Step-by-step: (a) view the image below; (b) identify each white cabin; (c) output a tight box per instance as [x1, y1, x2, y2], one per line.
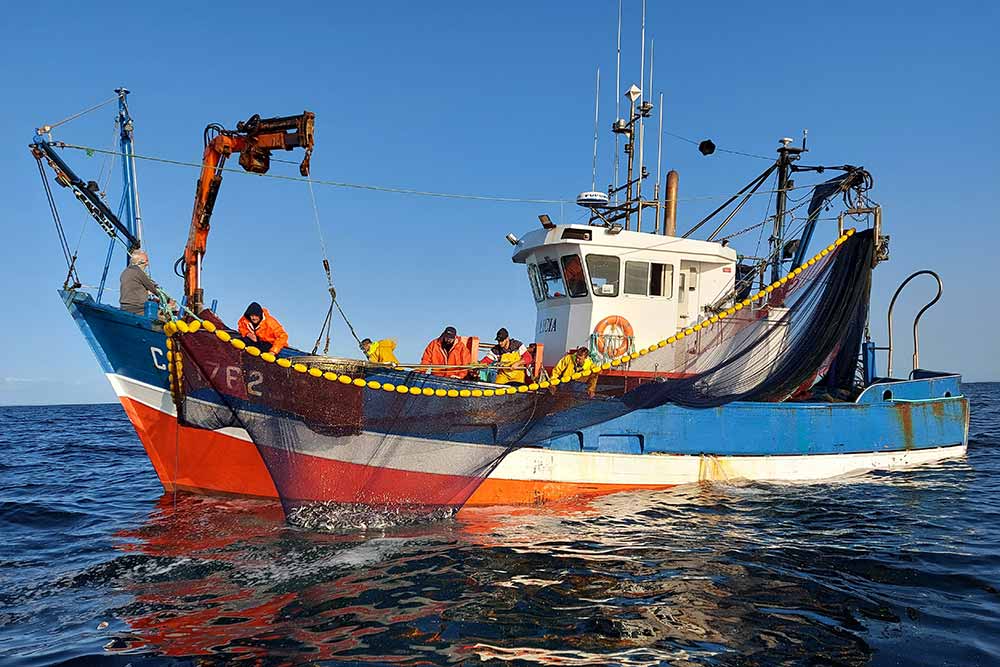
[512, 224, 738, 368]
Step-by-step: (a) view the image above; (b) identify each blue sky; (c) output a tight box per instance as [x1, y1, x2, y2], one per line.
[1, 1, 997, 404]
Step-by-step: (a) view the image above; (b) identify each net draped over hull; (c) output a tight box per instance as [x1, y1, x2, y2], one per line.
[172, 231, 875, 513]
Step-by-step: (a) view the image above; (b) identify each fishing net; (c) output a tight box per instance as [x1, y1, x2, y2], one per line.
[170, 230, 874, 515]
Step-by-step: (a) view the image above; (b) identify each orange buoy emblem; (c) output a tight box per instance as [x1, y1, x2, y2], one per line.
[593, 315, 634, 357]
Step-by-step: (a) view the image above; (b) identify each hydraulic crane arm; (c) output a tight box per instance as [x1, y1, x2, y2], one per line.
[184, 111, 314, 312]
[31, 139, 140, 250]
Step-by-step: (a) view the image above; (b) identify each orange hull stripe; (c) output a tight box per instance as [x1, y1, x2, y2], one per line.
[118, 396, 672, 506]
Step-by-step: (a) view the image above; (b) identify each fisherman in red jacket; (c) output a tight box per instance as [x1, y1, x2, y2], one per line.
[420, 326, 472, 378]
[237, 302, 289, 355]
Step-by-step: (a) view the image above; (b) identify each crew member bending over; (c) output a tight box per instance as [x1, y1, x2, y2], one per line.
[238, 302, 289, 355]
[360, 338, 399, 365]
[421, 326, 472, 378]
[552, 346, 597, 397]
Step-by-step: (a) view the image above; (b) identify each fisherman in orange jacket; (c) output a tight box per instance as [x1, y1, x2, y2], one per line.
[237, 302, 289, 355]
[420, 326, 472, 378]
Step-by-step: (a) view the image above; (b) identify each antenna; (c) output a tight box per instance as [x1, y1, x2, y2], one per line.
[636, 0, 646, 230]
[648, 39, 654, 116]
[591, 67, 601, 191]
[655, 91, 663, 232]
[612, 0, 622, 203]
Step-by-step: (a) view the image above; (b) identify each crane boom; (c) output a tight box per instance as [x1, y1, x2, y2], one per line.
[184, 111, 314, 312]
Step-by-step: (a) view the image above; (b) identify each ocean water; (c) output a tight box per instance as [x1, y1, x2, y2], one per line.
[1, 385, 998, 666]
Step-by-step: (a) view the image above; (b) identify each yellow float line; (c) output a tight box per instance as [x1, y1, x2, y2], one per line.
[163, 229, 856, 399]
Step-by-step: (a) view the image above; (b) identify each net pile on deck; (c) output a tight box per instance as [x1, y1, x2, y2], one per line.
[169, 230, 874, 513]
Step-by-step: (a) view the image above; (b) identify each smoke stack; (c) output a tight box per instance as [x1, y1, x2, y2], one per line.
[663, 170, 679, 236]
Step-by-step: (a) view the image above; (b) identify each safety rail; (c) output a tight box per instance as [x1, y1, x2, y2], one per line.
[884, 270, 942, 377]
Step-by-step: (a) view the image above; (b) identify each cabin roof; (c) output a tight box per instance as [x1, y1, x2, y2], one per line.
[511, 224, 737, 264]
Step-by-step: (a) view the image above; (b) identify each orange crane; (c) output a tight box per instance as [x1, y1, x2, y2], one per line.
[184, 111, 315, 313]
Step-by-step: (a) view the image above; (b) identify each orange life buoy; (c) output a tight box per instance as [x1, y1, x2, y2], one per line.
[593, 315, 634, 357]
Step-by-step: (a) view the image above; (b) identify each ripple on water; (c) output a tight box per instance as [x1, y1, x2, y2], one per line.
[0, 388, 998, 665]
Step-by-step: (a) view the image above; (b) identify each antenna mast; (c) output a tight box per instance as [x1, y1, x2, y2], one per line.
[655, 91, 663, 233]
[591, 67, 601, 191]
[612, 0, 622, 204]
[636, 0, 646, 230]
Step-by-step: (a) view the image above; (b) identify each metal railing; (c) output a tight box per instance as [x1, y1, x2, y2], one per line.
[885, 270, 943, 377]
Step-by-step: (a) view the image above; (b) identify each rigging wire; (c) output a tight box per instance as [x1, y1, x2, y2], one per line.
[37, 96, 118, 134]
[663, 131, 772, 161]
[60, 144, 570, 205]
[58, 143, 831, 207]
[306, 176, 363, 354]
[34, 154, 81, 288]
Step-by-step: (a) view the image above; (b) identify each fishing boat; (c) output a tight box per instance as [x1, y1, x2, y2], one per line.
[32, 82, 968, 516]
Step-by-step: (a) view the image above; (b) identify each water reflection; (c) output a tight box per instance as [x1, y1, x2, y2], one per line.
[99, 458, 995, 665]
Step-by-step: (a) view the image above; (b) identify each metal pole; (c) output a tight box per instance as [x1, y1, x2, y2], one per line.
[624, 97, 636, 230]
[591, 67, 601, 192]
[771, 144, 791, 283]
[636, 2, 646, 229]
[655, 91, 663, 233]
[613, 0, 622, 204]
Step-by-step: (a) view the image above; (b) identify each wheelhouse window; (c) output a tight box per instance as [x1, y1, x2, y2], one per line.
[538, 257, 567, 299]
[649, 263, 674, 297]
[586, 254, 620, 297]
[624, 261, 649, 295]
[560, 254, 589, 297]
[624, 261, 673, 297]
[527, 263, 545, 302]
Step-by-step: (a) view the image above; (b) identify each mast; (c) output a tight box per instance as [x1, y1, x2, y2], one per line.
[115, 88, 142, 251]
[591, 68, 601, 191]
[770, 137, 804, 283]
[612, 0, 622, 204]
[636, 0, 646, 230]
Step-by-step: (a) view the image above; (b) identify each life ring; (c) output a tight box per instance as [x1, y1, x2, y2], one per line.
[594, 315, 634, 357]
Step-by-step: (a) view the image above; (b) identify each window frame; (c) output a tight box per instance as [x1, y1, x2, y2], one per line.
[560, 254, 589, 298]
[585, 254, 621, 298]
[537, 256, 568, 300]
[624, 260, 650, 296]
[649, 262, 674, 298]
[527, 263, 545, 302]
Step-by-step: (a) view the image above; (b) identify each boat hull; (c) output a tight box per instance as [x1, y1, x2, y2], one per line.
[68, 291, 970, 507]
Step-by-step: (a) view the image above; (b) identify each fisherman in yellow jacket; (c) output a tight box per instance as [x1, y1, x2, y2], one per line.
[552, 346, 593, 381]
[360, 338, 399, 365]
[552, 346, 597, 397]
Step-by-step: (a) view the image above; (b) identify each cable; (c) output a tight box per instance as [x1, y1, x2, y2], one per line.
[58, 143, 832, 206]
[663, 131, 772, 161]
[59, 144, 570, 205]
[37, 96, 118, 134]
